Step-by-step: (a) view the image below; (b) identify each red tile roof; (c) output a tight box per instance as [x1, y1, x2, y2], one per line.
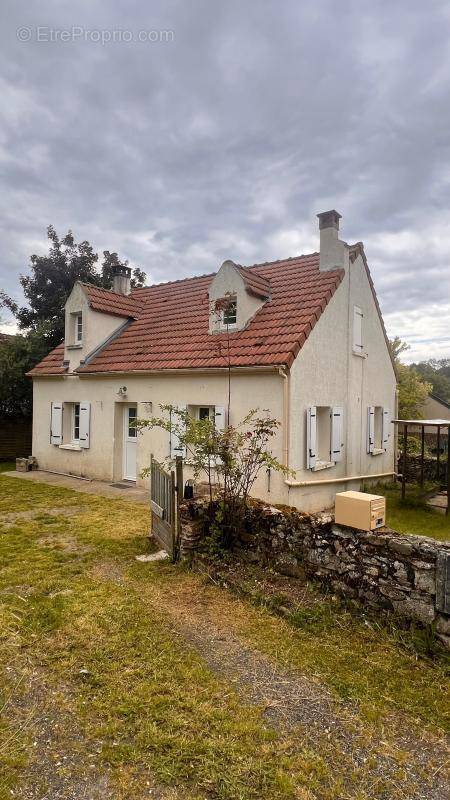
[236, 266, 271, 299]
[28, 342, 66, 376]
[29, 253, 345, 376]
[81, 283, 142, 318]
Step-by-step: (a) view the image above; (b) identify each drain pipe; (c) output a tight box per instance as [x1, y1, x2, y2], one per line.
[278, 367, 290, 468]
[286, 471, 398, 488]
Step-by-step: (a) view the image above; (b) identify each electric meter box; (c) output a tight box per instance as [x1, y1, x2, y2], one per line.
[334, 491, 386, 531]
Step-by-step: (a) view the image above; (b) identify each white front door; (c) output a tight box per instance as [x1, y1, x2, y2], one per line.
[123, 405, 137, 481]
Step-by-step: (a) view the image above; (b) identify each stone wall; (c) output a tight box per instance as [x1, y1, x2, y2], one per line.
[179, 500, 450, 648]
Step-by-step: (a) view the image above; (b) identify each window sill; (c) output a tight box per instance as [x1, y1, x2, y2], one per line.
[352, 350, 367, 358]
[371, 448, 384, 456]
[67, 344, 83, 350]
[313, 460, 335, 472]
[59, 443, 82, 451]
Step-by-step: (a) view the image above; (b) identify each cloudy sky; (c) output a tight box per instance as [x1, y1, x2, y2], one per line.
[0, 0, 449, 362]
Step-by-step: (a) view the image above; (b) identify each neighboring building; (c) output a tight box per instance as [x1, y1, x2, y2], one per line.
[422, 393, 450, 421]
[407, 393, 450, 454]
[28, 211, 397, 512]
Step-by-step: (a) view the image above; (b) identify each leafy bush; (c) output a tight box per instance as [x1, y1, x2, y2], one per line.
[138, 405, 291, 550]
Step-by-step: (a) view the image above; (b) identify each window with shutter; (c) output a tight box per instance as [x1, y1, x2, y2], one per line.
[353, 306, 364, 355]
[367, 406, 375, 453]
[382, 408, 390, 449]
[79, 402, 91, 449]
[306, 407, 317, 469]
[330, 407, 344, 462]
[214, 406, 226, 431]
[367, 406, 385, 454]
[50, 402, 63, 445]
[170, 405, 187, 459]
[308, 406, 344, 470]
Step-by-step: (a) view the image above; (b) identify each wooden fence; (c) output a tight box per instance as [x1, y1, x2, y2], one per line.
[0, 418, 32, 460]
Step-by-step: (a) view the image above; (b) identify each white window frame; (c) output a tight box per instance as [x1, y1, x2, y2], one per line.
[367, 406, 390, 455]
[72, 402, 81, 443]
[196, 405, 214, 421]
[55, 401, 86, 451]
[219, 296, 237, 330]
[182, 405, 227, 463]
[307, 406, 344, 471]
[74, 312, 83, 344]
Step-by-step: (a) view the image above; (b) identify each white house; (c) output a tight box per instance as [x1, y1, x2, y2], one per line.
[28, 211, 397, 512]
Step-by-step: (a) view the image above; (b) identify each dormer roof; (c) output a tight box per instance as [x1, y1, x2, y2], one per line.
[78, 283, 142, 318]
[236, 267, 271, 299]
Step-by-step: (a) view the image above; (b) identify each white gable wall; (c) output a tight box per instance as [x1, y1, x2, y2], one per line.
[208, 261, 265, 333]
[287, 252, 396, 511]
[64, 282, 128, 371]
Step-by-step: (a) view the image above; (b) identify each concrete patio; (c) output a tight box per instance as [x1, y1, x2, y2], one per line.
[0, 469, 149, 504]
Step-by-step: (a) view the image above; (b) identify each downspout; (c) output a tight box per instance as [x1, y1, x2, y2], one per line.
[278, 367, 290, 468]
[286, 470, 398, 487]
[394, 385, 399, 477]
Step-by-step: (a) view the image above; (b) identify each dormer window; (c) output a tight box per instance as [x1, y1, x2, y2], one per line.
[75, 313, 83, 344]
[222, 297, 237, 327]
[208, 259, 271, 334]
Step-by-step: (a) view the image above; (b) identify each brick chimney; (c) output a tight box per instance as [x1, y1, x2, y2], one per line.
[112, 264, 131, 295]
[317, 210, 348, 272]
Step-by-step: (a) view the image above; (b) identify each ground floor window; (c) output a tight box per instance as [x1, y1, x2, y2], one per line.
[367, 406, 390, 454]
[307, 406, 344, 470]
[50, 400, 90, 449]
[72, 402, 80, 443]
[198, 406, 212, 421]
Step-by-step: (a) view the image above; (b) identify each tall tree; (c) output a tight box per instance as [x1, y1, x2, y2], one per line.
[389, 338, 432, 418]
[2, 226, 146, 350]
[0, 331, 48, 418]
[0, 227, 146, 418]
[410, 359, 450, 402]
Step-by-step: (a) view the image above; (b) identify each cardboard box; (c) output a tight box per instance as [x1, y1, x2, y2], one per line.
[335, 490, 386, 531]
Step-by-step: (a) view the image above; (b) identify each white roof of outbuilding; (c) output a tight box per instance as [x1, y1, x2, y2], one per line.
[392, 419, 450, 426]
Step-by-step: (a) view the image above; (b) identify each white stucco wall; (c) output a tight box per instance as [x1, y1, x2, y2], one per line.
[64, 283, 128, 371]
[32, 369, 286, 502]
[287, 252, 396, 511]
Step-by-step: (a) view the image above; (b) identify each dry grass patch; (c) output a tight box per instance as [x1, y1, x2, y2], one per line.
[0, 475, 449, 800]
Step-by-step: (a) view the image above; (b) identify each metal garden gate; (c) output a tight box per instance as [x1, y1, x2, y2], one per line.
[150, 455, 182, 560]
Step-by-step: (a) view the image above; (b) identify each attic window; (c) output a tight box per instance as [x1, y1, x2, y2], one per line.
[222, 297, 237, 326]
[71, 312, 83, 345]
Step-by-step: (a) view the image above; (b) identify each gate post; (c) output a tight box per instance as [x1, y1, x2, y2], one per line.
[175, 456, 183, 560]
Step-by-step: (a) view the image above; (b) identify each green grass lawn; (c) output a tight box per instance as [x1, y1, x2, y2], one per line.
[0, 474, 448, 800]
[365, 481, 449, 541]
[0, 461, 15, 473]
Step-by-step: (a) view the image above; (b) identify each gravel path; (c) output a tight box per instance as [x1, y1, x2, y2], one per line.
[140, 567, 450, 800]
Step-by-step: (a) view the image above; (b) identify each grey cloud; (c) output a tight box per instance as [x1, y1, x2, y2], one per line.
[0, 0, 449, 358]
